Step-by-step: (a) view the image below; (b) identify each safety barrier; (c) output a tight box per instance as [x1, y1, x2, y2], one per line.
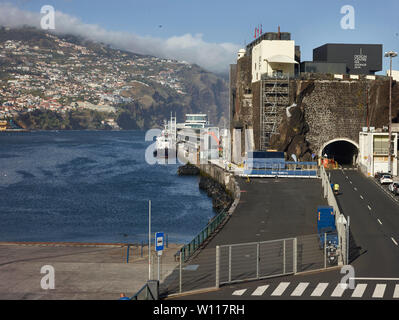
[131, 281, 159, 300]
[320, 166, 348, 265]
[243, 161, 318, 178]
[180, 208, 228, 263]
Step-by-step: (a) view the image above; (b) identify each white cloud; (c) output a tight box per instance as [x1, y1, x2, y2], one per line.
[0, 3, 240, 73]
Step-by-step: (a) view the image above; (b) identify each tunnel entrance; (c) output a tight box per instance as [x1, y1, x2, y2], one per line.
[321, 140, 359, 167]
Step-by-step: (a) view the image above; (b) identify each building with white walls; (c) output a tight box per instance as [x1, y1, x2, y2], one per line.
[359, 128, 398, 177]
[387, 69, 399, 81]
[251, 40, 298, 82]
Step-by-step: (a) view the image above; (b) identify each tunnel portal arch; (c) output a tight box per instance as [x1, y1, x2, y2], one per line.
[319, 138, 360, 166]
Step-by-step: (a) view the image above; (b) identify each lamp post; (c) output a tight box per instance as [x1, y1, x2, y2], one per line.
[384, 51, 398, 174]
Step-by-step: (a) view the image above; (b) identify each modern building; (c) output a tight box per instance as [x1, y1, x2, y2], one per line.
[251, 38, 298, 82]
[300, 61, 347, 74]
[387, 69, 399, 81]
[359, 127, 398, 177]
[312, 43, 383, 75]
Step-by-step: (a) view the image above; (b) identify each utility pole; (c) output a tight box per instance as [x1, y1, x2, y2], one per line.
[148, 200, 151, 281]
[385, 51, 398, 174]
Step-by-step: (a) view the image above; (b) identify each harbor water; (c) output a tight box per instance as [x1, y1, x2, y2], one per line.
[0, 131, 214, 244]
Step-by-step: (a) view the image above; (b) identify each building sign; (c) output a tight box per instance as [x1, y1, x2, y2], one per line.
[354, 48, 368, 69]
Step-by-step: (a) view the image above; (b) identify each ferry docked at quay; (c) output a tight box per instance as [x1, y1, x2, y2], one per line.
[154, 113, 224, 164]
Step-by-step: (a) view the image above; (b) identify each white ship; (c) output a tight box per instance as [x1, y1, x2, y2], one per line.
[153, 114, 177, 159]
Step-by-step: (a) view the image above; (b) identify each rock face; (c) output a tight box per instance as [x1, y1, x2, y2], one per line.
[177, 164, 200, 176]
[199, 175, 233, 213]
[269, 103, 312, 161]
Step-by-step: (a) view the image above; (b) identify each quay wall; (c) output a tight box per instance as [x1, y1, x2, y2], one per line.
[199, 162, 241, 215]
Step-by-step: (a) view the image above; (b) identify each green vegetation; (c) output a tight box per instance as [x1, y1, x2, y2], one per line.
[14, 109, 113, 130]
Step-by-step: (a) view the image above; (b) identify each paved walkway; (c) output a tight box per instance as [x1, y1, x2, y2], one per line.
[0, 243, 181, 300]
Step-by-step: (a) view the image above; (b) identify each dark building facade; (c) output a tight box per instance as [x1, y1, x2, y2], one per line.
[313, 43, 383, 75]
[300, 61, 347, 74]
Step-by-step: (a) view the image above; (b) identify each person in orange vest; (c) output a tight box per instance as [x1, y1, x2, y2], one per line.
[119, 293, 130, 300]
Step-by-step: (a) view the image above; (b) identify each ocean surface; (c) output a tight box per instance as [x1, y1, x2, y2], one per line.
[0, 131, 214, 244]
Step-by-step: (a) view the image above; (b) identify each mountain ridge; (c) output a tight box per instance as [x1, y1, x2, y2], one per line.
[0, 26, 229, 130]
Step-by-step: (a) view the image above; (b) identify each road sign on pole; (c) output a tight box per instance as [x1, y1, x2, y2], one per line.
[155, 232, 165, 281]
[155, 232, 165, 252]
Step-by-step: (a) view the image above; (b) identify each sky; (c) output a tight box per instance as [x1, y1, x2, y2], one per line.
[0, 0, 398, 74]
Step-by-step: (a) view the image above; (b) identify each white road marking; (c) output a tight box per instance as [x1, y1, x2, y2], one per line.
[251, 285, 269, 296]
[311, 283, 329, 297]
[349, 181, 352, 184]
[232, 289, 247, 296]
[346, 176, 348, 179]
[271, 282, 290, 296]
[331, 283, 348, 297]
[372, 284, 386, 298]
[377, 219, 383, 225]
[350, 277, 399, 281]
[291, 282, 309, 297]
[393, 285, 399, 298]
[368, 205, 372, 211]
[391, 237, 398, 246]
[354, 187, 357, 191]
[351, 284, 367, 298]
[360, 195, 364, 200]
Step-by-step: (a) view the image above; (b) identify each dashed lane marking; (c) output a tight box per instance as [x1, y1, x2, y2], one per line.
[360, 195, 364, 200]
[291, 282, 309, 297]
[391, 237, 398, 246]
[271, 282, 290, 296]
[368, 205, 372, 211]
[232, 289, 247, 296]
[372, 284, 386, 298]
[352, 284, 368, 298]
[377, 219, 383, 225]
[331, 283, 347, 297]
[251, 285, 269, 296]
[233, 281, 399, 299]
[310, 283, 329, 297]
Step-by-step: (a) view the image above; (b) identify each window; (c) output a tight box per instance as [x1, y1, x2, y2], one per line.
[374, 136, 389, 155]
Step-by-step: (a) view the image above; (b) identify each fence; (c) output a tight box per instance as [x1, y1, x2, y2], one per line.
[180, 209, 229, 262]
[218, 238, 296, 285]
[320, 165, 348, 265]
[160, 247, 217, 297]
[159, 232, 342, 297]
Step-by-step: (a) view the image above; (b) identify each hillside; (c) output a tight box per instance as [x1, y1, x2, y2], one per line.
[0, 26, 229, 130]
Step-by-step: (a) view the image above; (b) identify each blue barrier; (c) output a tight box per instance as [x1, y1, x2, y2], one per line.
[243, 169, 318, 177]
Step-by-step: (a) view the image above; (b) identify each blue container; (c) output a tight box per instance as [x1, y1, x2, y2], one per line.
[317, 206, 335, 234]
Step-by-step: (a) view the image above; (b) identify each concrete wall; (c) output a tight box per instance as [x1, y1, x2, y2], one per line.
[301, 80, 366, 153]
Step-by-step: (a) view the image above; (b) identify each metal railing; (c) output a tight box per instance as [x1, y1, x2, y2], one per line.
[131, 282, 157, 300]
[180, 208, 228, 262]
[320, 166, 348, 265]
[218, 238, 296, 285]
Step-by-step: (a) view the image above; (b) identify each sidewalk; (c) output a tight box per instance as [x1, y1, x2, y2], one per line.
[0, 242, 181, 300]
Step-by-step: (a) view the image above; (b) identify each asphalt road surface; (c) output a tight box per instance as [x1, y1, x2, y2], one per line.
[330, 169, 399, 277]
[161, 177, 328, 297]
[168, 170, 399, 300]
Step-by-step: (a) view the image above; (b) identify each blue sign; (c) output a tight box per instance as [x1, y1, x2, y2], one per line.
[155, 232, 165, 252]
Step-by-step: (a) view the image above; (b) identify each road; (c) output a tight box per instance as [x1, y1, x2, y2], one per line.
[168, 169, 399, 300]
[161, 177, 328, 296]
[330, 169, 399, 277]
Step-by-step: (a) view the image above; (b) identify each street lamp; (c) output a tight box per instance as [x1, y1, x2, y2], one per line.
[384, 50, 398, 174]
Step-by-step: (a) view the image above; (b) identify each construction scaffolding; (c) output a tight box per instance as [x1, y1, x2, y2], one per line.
[260, 75, 290, 150]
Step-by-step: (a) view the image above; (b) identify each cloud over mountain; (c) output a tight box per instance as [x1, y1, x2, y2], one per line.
[0, 2, 239, 73]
